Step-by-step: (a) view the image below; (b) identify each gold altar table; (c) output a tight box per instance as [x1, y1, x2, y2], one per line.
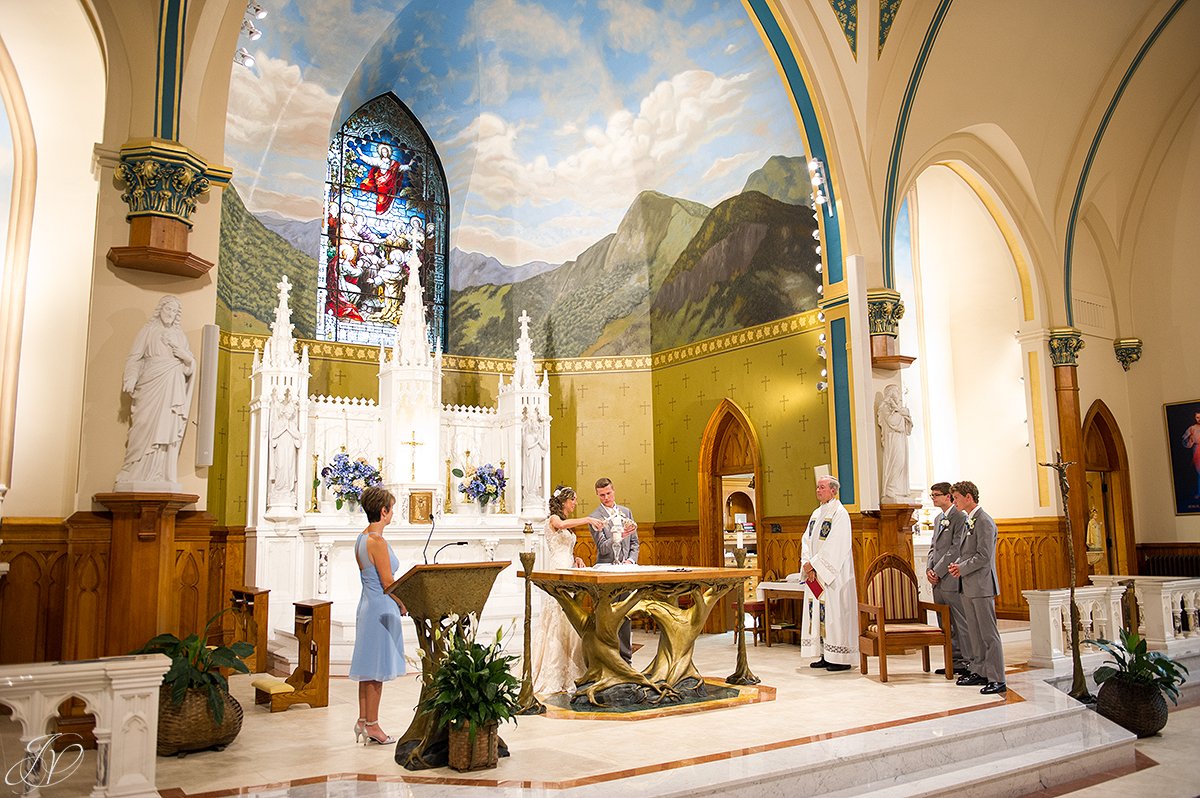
[522, 565, 757, 707]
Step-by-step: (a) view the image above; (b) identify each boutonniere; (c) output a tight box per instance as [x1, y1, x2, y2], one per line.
[939, 518, 949, 529]
[965, 516, 976, 533]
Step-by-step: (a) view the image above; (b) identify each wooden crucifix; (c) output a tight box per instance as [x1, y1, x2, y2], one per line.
[400, 431, 423, 482]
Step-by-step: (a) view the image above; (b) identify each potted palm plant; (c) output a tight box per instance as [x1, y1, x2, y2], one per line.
[1087, 627, 1188, 738]
[133, 611, 255, 756]
[421, 621, 521, 771]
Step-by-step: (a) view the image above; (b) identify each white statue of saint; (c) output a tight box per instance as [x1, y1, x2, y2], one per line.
[268, 395, 301, 505]
[521, 408, 547, 503]
[877, 384, 913, 502]
[115, 296, 195, 492]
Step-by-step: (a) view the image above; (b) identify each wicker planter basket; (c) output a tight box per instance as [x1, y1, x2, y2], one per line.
[157, 685, 244, 756]
[1096, 678, 1169, 738]
[447, 721, 499, 771]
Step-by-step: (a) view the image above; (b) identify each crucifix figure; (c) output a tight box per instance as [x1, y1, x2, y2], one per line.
[1039, 449, 1092, 703]
[401, 431, 423, 482]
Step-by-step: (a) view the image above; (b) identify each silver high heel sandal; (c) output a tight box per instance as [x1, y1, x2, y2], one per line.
[353, 718, 368, 744]
[363, 720, 396, 745]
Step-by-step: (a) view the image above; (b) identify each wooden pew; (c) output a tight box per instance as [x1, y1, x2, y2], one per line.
[251, 599, 331, 712]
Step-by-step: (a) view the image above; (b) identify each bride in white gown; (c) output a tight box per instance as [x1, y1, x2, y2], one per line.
[531, 485, 603, 695]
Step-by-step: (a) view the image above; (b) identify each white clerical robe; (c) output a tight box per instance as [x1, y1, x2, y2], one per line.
[799, 498, 859, 665]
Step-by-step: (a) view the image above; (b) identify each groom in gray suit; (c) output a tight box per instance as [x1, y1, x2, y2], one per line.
[948, 480, 1006, 695]
[926, 481, 971, 674]
[590, 477, 639, 663]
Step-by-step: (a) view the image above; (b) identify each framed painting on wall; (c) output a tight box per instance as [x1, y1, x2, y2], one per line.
[1164, 400, 1200, 515]
[409, 491, 434, 524]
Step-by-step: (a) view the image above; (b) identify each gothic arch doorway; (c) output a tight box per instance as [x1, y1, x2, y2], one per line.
[1082, 400, 1136, 576]
[698, 399, 762, 633]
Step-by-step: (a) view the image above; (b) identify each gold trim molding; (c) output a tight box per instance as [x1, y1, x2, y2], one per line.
[218, 309, 821, 375]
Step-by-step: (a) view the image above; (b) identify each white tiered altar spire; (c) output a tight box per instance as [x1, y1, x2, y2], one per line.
[245, 270, 551, 674]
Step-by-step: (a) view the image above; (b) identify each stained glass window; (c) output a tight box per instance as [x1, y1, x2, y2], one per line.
[317, 93, 449, 347]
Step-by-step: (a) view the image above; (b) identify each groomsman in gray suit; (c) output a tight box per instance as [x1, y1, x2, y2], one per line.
[948, 480, 1006, 694]
[926, 481, 971, 674]
[590, 477, 639, 663]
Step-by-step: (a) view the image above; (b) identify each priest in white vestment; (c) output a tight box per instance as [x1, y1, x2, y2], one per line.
[798, 475, 859, 671]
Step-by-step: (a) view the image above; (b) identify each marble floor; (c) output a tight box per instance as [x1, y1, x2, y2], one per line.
[4, 623, 1198, 797]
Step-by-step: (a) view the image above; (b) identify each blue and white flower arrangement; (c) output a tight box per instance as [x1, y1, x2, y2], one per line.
[452, 462, 506, 507]
[319, 452, 382, 509]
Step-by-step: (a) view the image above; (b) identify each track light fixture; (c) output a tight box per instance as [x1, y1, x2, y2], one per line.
[234, 47, 255, 68]
[241, 18, 262, 40]
[807, 158, 832, 217]
[247, 1, 267, 20]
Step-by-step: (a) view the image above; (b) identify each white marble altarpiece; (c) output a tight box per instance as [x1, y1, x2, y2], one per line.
[245, 272, 551, 673]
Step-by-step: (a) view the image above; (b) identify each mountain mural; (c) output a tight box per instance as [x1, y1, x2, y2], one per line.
[740, 155, 816, 208]
[218, 185, 318, 338]
[450, 157, 819, 358]
[255, 210, 322, 261]
[449, 249, 560, 291]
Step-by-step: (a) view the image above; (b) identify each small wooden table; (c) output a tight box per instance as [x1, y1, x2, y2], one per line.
[523, 565, 757, 706]
[755, 580, 810, 647]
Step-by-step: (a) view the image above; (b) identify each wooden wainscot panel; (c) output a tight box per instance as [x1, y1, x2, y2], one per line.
[648, 521, 700, 566]
[175, 510, 217, 640]
[995, 516, 1069, 620]
[758, 515, 806, 581]
[62, 511, 113, 662]
[0, 518, 68, 665]
[209, 526, 247, 645]
[1137, 542, 1200, 577]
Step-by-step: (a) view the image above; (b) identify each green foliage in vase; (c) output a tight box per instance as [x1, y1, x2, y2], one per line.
[1087, 627, 1189, 704]
[133, 611, 254, 723]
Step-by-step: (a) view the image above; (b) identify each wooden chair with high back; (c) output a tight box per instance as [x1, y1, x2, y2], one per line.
[858, 553, 954, 683]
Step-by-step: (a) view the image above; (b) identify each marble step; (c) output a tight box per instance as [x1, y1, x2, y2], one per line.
[819, 709, 1132, 798]
[638, 696, 1134, 798]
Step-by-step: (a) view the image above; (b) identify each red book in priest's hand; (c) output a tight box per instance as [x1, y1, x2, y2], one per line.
[805, 578, 823, 599]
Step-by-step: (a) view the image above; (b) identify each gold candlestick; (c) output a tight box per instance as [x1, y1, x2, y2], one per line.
[444, 459, 454, 514]
[726, 547, 760, 686]
[309, 454, 320, 512]
[499, 459, 508, 514]
[517, 532, 545, 715]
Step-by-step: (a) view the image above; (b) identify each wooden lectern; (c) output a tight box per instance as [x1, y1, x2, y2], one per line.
[385, 561, 508, 770]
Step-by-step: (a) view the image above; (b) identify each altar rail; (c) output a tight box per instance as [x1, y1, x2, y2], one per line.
[1021, 585, 1126, 668]
[1089, 575, 1200, 649]
[0, 654, 169, 798]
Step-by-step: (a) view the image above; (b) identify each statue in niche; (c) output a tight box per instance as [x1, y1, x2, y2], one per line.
[268, 395, 302, 505]
[115, 296, 195, 491]
[1086, 506, 1104, 551]
[521, 408, 547, 504]
[877, 384, 913, 502]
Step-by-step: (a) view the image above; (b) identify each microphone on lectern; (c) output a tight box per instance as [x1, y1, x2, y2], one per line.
[422, 509, 438, 565]
[433, 541, 469, 564]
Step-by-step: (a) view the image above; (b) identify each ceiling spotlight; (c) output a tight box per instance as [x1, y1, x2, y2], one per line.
[234, 47, 255, 68]
[819, 332, 827, 344]
[247, 1, 267, 19]
[241, 18, 262, 40]
[816, 380, 828, 392]
[811, 229, 821, 240]
[817, 311, 826, 322]
[814, 245, 821, 256]
[817, 345, 827, 359]
[817, 284, 824, 296]
[815, 262, 823, 274]
[820, 368, 828, 378]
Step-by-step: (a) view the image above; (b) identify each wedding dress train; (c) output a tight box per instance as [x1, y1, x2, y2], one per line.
[530, 519, 586, 694]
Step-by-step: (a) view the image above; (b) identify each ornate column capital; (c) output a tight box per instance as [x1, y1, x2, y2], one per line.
[1048, 328, 1085, 367]
[1113, 338, 1143, 371]
[866, 288, 905, 337]
[114, 138, 230, 226]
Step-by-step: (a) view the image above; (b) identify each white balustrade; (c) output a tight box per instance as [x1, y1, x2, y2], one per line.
[1090, 575, 1200, 649]
[1022, 585, 1125, 668]
[0, 654, 169, 798]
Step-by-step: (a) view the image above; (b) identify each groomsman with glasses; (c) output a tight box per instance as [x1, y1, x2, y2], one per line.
[926, 482, 971, 675]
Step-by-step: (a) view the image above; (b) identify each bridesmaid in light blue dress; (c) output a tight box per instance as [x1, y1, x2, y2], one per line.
[349, 486, 408, 745]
